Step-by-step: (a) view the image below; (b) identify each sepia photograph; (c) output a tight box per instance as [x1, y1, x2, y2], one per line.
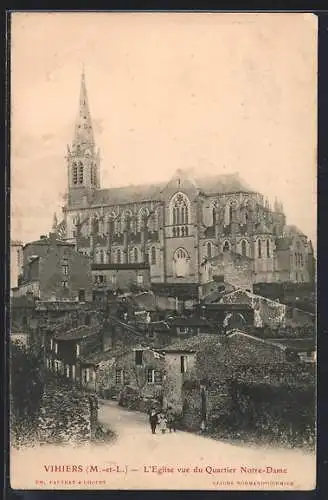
[9, 11, 317, 491]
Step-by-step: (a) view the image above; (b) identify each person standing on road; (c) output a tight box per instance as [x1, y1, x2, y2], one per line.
[166, 406, 177, 433]
[158, 412, 168, 434]
[149, 409, 158, 434]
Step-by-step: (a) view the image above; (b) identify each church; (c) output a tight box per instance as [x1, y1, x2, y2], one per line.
[55, 72, 315, 297]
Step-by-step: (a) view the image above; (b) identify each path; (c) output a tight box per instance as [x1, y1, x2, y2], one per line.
[10, 401, 315, 491]
[96, 400, 315, 490]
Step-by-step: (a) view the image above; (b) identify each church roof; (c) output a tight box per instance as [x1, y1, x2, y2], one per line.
[284, 225, 306, 237]
[275, 237, 293, 251]
[93, 182, 166, 205]
[91, 173, 254, 207]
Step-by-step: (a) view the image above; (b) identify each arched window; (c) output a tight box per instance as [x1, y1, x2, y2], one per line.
[258, 240, 262, 258]
[212, 206, 217, 227]
[137, 208, 149, 233]
[109, 212, 117, 234]
[98, 218, 104, 235]
[78, 162, 84, 184]
[170, 192, 190, 237]
[173, 248, 190, 278]
[134, 247, 138, 263]
[223, 241, 230, 252]
[117, 249, 121, 264]
[241, 240, 247, 257]
[266, 239, 270, 258]
[148, 209, 159, 232]
[294, 252, 298, 266]
[151, 246, 156, 265]
[72, 163, 78, 185]
[121, 210, 132, 233]
[224, 202, 233, 226]
[93, 218, 99, 235]
[207, 242, 212, 258]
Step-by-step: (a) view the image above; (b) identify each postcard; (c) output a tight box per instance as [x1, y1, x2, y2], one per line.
[10, 11, 317, 491]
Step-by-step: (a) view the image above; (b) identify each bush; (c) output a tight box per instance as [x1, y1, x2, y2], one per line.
[10, 341, 44, 447]
[226, 373, 315, 447]
[118, 385, 140, 410]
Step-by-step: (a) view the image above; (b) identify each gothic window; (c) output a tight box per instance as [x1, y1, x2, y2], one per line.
[134, 247, 138, 263]
[294, 252, 298, 266]
[266, 240, 270, 258]
[117, 249, 121, 264]
[213, 206, 216, 227]
[98, 218, 104, 235]
[258, 240, 262, 258]
[223, 241, 230, 252]
[122, 211, 132, 233]
[170, 192, 190, 237]
[109, 212, 117, 234]
[148, 209, 159, 232]
[151, 246, 156, 265]
[93, 218, 99, 234]
[207, 242, 212, 258]
[125, 212, 131, 232]
[78, 162, 84, 184]
[224, 202, 233, 226]
[173, 248, 190, 278]
[137, 208, 149, 233]
[241, 240, 247, 257]
[72, 163, 78, 185]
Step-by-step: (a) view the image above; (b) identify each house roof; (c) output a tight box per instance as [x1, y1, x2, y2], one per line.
[160, 334, 219, 353]
[11, 295, 36, 308]
[161, 329, 288, 355]
[35, 300, 83, 312]
[169, 316, 210, 327]
[267, 338, 316, 353]
[80, 344, 162, 365]
[92, 263, 150, 271]
[200, 303, 253, 311]
[24, 236, 74, 248]
[54, 325, 100, 341]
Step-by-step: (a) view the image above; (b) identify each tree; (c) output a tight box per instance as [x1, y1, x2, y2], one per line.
[10, 340, 44, 446]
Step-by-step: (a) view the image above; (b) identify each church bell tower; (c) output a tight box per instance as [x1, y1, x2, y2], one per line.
[66, 69, 101, 205]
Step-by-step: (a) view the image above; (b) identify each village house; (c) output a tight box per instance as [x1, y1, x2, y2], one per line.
[195, 302, 254, 333]
[45, 323, 104, 385]
[199, 251, 255, 295]
[220, 288, 314, 329]
[92, 262, 151, 301]
[11, 294, 39, 345]
[12, 232, 93, 302]
[159, 331, 290, 428]
[80, 344, 165, 407]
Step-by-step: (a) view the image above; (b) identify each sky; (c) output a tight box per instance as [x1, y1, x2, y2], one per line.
[11, 12, 317, 248]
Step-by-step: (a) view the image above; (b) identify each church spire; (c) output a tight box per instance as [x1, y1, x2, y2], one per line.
[73, 69, 95, 149]
[52, 212, 58, 231]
